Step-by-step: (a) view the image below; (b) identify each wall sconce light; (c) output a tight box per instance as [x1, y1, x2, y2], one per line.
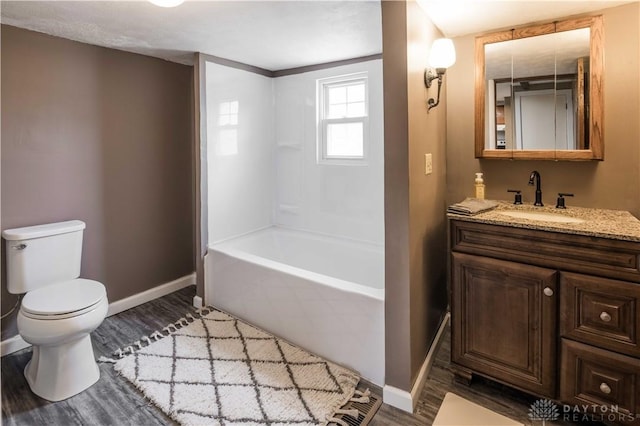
[424, 38, 456, 111]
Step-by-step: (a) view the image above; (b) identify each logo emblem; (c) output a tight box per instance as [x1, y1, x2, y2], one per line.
[529, 399, 560, 425]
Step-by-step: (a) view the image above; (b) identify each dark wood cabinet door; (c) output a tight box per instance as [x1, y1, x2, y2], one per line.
[451, 252, 558, 397]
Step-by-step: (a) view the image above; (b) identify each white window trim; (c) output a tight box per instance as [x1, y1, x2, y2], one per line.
[317, 72, 369, 166]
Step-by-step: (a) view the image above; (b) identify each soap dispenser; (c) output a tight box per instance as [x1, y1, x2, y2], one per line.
[475, 173, 485, 199]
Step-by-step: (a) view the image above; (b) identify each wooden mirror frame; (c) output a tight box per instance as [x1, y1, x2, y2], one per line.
[474, 15, 604, 160]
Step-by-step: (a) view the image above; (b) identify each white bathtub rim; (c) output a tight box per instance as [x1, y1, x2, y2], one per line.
[210, 224, 273, 246]
[211, 224, 384, 249]
[209, 247, 384, 301]
[274, 224, 385, 249]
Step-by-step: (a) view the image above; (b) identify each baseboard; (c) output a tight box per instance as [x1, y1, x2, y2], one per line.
[382, 385, 414, 413]
[0, 334, 30, 357]
[410, 312, 450, 408]
[2, 273, 196, 357]
[107, 273, 196, 316]
[383, 311, 450, 413]
[192, 295, 203, 309]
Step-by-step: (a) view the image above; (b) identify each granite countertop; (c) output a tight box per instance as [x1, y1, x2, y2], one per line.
[447, 200, 640, 242]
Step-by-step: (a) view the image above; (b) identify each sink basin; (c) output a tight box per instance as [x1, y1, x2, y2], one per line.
[498, 210, 585, 224]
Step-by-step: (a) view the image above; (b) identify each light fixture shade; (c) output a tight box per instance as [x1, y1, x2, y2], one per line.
[429, 38, 456, 69]
[149, 0, 185, 7]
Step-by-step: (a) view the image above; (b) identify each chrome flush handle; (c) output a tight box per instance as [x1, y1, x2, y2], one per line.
[12, 243, 27, 250]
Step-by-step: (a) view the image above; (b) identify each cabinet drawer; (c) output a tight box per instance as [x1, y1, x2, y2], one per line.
[450, 220, 640, 283]
[560, 339, 640, 421]
[560, 272, 640, 357]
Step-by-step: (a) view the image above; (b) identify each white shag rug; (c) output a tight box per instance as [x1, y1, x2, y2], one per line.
[108, 308, 361, 426]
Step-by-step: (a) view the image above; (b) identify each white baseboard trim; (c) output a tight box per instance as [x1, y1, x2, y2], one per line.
[383, 311, 451, 413]
[107, 273, 196, 317]
[2, 273, 196, 357]
[382, 384, 414, 413]
[192, 295, 203, 309]
[0, 334, 30, 357]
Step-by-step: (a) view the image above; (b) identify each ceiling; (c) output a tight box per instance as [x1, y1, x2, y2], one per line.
[1, 1, 637, 70]
[0, 1, 383, 70]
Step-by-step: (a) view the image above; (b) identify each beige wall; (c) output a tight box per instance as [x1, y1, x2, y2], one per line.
[446, 3, 640, 217]
[383, 0, 449, 391]
[1, 25, 195, 339]
[406, 0, 450, 387]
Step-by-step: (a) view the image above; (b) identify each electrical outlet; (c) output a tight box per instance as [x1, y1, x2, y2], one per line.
[424, 153, 433, 175]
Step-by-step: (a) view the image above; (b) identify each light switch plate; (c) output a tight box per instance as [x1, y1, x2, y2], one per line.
[425, 153, 433, 175]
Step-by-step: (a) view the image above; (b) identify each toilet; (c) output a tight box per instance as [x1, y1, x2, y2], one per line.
[2, 220, 108, 402]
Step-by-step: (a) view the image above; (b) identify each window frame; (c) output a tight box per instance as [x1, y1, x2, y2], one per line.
[317, 73, 369, 165]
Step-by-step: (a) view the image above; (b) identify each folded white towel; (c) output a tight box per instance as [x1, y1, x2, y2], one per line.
[447, 198, 499, 216]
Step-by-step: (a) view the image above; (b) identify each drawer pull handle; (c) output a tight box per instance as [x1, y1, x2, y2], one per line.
[599, 382, 611, 394]
[600, 311, 612, 322]
[543, 287, 554, 297]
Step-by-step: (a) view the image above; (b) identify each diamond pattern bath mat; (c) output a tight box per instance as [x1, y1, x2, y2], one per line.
[108, 308, 361, 426]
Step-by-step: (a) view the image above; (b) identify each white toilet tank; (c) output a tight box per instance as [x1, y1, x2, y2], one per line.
[2, 220, 86, 294]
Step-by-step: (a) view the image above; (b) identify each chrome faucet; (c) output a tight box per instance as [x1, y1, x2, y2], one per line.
[528, 171, 543, 206]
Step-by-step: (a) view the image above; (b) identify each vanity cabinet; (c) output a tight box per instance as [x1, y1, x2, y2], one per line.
[450, 219, 640, 418]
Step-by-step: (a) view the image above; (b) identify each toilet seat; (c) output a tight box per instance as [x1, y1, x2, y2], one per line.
[21, 279, 106, 320]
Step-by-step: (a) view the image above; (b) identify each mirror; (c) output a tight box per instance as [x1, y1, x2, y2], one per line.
[475, 16, 603, 160]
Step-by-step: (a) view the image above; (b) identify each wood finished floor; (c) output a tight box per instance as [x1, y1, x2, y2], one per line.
[2, 287, 595, 426]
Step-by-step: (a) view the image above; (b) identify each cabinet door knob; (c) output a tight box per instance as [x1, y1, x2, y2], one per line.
[543, 287, 554, 297]
[600, 311, 612, 322]
[599, 382, 611, 394]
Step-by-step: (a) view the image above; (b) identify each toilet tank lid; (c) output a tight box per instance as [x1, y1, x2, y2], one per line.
[2, 220, 86, 241]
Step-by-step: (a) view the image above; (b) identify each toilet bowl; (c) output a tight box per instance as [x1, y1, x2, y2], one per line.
[17, 279, 108, 401]
[2, 221, 109, 401]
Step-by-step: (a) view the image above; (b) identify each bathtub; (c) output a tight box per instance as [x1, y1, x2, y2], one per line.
[206, 226, 385, 385]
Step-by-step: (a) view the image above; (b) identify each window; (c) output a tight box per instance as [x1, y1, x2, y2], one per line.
[219, 100, 238, 126]
[216, 100, 239, 156]
[318, 74, 368, 164]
